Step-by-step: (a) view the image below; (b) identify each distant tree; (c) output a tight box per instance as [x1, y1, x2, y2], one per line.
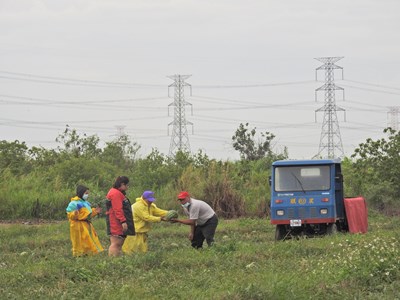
[341, 157, 364, 197]
[56, 125, 101, 158]
[131, 149, 212, 192]
[352, 128, 400, 185]
[0, 140, 30, 175]
[232, 123, 287, 161]
[48, 157, 117, 188]
[192, 149, 211, 169]
[101, 134, 140, 170]
[351, 127, 400, 213]
[172, 150, 194, 168]
[132, 149, 172, 189]
[29, 146, 60, 169]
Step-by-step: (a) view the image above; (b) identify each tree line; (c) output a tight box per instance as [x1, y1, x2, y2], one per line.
[0, 124, 399, 220]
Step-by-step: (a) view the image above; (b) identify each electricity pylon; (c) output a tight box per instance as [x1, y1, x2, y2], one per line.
[115, 125, 126, 138]
[314, 57, 346, 159]
[387, 106, 400, 130]
[167, 74, 193, 156]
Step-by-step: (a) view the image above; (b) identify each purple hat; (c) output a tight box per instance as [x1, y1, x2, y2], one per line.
[142, 190, 156, 202]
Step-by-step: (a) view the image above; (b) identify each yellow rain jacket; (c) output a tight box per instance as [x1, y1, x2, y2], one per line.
[122, 197, 167, 253]
[66, 196, 104, 257]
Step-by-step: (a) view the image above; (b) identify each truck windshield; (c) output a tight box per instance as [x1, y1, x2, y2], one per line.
[275, 165, 330, 192]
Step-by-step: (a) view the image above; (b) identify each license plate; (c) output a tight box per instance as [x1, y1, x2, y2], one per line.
[290, 219, 302, 227]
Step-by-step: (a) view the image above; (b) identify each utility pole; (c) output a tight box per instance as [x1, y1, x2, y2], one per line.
[314, 57, 346, 159]
[167, 74, 193, 156]
[387, 106, 400, 130]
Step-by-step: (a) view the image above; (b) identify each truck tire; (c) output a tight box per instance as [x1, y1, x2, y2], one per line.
[275, 225, 287, 241]
[327, 223, 337, 235]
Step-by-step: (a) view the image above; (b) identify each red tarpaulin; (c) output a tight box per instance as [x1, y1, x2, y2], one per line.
[344, 197, 368, 234]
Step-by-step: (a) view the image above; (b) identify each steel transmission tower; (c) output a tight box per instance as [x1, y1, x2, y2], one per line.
[109, 125, 126, 140]
[314, 57, 346, 159]
[387, 106, 400, 130]
[115, 125, 126, 138]
[167, 74, 193, 156]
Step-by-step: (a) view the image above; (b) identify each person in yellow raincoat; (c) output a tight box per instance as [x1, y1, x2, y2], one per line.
[122, 190, 168, 253]
[66, 185, 103, 256]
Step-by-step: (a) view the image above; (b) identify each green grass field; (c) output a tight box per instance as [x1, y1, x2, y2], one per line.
[1, 213, 399, 300]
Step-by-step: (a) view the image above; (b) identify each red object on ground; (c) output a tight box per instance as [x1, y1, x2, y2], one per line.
[344, 197, 368, 234]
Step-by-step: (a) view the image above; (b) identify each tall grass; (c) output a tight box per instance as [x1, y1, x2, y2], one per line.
[0, 170, 72, 219]
[0, 160, 268, 220]
[1, 213, 399, 299]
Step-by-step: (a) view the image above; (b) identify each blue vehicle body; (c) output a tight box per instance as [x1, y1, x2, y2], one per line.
[270, 159, 348, 240]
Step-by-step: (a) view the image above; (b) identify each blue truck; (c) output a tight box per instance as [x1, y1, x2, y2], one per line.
[270, 159, 349, 240]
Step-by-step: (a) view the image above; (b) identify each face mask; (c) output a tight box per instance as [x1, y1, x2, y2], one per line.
[82, 194, 89, 201]
[181, 202, 190, 208]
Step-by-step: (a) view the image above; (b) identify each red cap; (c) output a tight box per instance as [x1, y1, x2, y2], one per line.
[177, 191, 189, 199]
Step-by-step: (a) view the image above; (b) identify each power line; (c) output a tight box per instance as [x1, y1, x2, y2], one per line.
[193, 80, 315, 88]
[0, 114, 170, 127]
[192, 95, 316, 107]
[0, 93, 167, 104]
[2, 67, 399, 159]
[340, 83, 400, 96]
[2, 70, 399, 93]
[0, 70, 316, 89]
[0, 70, 165, 88]
[343, 79, 400, 91]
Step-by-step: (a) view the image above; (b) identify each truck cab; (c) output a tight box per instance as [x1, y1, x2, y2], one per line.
[270, 159, 348, 240]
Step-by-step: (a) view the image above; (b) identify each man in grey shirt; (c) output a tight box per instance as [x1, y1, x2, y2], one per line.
[172, 191, 218, 248]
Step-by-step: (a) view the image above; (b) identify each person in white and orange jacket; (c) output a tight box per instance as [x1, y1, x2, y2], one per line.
[66, 185, 103, 257]
[122, 190, 168, 253]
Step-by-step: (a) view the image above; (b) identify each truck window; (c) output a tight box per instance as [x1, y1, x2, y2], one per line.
[275, 165, 330, 192]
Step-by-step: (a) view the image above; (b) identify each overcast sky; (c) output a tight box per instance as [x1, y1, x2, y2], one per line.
[1, 0, 399, 160]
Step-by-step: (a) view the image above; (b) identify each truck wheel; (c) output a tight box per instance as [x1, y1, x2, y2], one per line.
[327, 223, 337, 235]
[275, 225, 287, 241]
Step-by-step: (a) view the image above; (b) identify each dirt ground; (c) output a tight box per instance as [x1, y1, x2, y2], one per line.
[0, 219, 63, 226]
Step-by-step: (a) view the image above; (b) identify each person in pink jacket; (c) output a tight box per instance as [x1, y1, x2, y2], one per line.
[105, 176, 135, 256]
